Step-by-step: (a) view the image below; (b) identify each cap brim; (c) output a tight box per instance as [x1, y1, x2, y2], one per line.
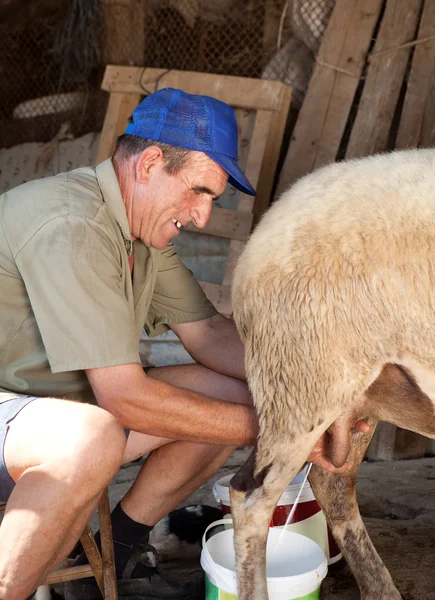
[206, 151, 256, 196]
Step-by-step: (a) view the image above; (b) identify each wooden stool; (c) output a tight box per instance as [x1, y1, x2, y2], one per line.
[1, 487, 118, 600]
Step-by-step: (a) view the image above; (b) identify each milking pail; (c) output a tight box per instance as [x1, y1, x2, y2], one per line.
[212, 467, 342, 565]
[201, 520, 328, 599]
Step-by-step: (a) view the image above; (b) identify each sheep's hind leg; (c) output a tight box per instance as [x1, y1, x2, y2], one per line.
[309, 418, 402, 600]
[230, 433, 321, 600]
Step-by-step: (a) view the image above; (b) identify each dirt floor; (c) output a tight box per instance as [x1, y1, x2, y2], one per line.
[320, 457, 435, 599]
[78, 450, 435, 599]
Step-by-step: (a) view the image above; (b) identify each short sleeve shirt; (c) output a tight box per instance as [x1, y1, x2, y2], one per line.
[0, 159, 217, 402]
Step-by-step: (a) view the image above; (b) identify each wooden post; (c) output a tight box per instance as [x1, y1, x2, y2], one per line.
[275, 0, 383, 196]
[79, 525, 105, 595]
[262, 0, 284, 57]
[395, 0, 435, 149]
[345, 0, 424, 159]
[99, 489, 118, 600]
[96, 91, 141, 164]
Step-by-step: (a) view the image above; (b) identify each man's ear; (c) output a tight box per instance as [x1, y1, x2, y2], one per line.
[136, 145, 164, 183]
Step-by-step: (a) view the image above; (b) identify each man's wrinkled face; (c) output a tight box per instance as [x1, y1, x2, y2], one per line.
[131, 149, 228, 249]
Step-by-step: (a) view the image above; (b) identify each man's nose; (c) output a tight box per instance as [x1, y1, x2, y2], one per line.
[191, 198, 213, 229]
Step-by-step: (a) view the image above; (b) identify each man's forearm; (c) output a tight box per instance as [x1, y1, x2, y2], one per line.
[88, 364, 258, 445]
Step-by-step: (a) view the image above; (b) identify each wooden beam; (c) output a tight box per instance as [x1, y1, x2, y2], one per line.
[420, 79, 435, 148]
[219, 108, 279, 289]
[45, 564, 95, 584]
[99, 488, 118, 600]
[238, 109, 274, 213]
[78, 524, 105, 595]
[101, 66, 289, 112]
[96, 91, 141, 164]
[346, 0, 424, 159]
[395, 0, 435, 149]
[254, 83, 291, 215]
[275, 0, 383, 196]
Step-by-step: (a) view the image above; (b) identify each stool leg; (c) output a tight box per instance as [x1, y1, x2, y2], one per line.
[79, 525, 105, 596]
[98, 488, 118, 600]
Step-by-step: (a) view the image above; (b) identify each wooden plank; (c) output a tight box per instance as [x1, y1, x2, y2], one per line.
[235, 107, 257, 212]
[276, 0, 383, 197]
[186, 206, 253, 241]
[235, 108, 255, 171]
[222, 95, 290, 290]
[346, 0, 424, 159]
[420, 78, 435, 148]
[238, 109, 274, 213]
[199, 281, 231, 317]
[395, 0, 435, 149]
[79, 524, 105, 595]
[220, 109, 274, 291]
[254, 84, 291, 216]
[221, 109, 275, 290]
[45, 564, 95, 584]
[101, 66, 288, 112]
[96, 91, 141, 164]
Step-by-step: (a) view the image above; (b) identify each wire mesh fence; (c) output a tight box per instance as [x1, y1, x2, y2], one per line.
[0, 0, 334, 149]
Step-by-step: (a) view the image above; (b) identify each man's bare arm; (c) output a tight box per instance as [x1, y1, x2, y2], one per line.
[86, 363, 258, 445]
[170, 314, 246, 380]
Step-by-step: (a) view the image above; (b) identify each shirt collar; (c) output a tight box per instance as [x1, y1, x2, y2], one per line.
[96, 158, 133, 256]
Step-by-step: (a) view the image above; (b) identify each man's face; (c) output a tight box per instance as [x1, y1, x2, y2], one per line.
[132, 150, 228, 249]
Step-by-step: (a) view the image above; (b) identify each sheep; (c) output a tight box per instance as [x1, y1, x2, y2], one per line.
[229, 148, 435, 600]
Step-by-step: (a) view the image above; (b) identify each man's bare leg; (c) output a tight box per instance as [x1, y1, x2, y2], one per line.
[121, 364, 252, 524]
[0, 399, 126, 600]
[72, 364, 252, 580]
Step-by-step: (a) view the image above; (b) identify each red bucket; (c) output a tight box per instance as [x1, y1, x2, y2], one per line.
[212, 469, 341, 565]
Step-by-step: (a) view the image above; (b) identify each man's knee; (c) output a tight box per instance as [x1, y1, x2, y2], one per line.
[5, 399, 126, 488]
[54, 403, 126, 478]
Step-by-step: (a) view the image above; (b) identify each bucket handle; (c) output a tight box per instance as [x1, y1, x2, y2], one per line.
[202, 517, 234, 547]
[201, 518, 237, 586]
[201, 517, 239, 593]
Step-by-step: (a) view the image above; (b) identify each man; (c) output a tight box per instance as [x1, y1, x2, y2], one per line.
[0, 88, 365, 599]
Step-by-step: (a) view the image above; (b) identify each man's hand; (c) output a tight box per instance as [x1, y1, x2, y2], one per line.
[308, 417, 371, 473]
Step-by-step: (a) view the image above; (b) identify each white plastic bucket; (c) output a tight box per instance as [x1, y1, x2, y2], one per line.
[212, 468, 341, 565]
[201, 519, 328, 599]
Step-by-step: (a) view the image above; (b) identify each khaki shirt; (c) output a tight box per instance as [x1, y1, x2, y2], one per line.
[0, 159, 217, 402]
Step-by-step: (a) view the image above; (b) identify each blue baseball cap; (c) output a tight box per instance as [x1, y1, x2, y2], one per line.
[124, 88, 256, 196]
